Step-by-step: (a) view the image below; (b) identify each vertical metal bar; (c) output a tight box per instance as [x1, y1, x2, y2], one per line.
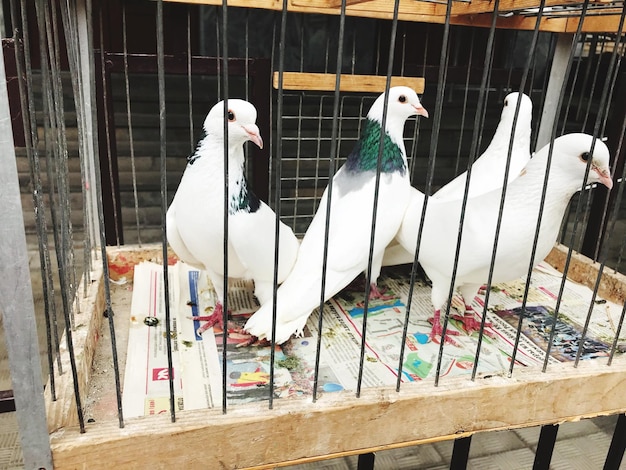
[533, 424, 559, 470]
[187, 6, 194, 153]
[581, 30, 626, 260]
[580, 38, 607, 133]
[535, 33, 575, 150]
[473, 0, 546, 379]
[312, 0, 346, 403]
[81, 0, 124, 428]
[122, 3, 142, 245]
[453, 30, 475, 178]
[575, 35, 597, 123]
[95, 7, 123, 245]
[356, 0, 400, 397]
[450, 436, 472, 470]
[0, 37, 54, 469]
[357, 452, 375, 470]
[435, 0, 500, 385]
[560, 34, 585, 135]
[269, 0, 289, 409]
[220, 0, 230, 415]
[10, 0, 61, 396]
[156, 0, 176, 422]
[250, 58, 271, 203]
[76, 0, 101, 257]
[33, 0, 87, 432]
[511, 1, 589, 373]
[397, 0, 453, 390]
[58, 0, 94, 294]
[603, 414, 626, 470]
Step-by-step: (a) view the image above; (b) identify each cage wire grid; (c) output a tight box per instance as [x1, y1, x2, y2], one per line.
[1, 0, 626, 468]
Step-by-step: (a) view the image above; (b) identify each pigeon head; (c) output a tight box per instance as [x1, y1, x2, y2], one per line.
[543, 133, 613, 191]
[367, 86, 428, 132]
[500, 92, 533, 128]
[204, 99, 263, 149]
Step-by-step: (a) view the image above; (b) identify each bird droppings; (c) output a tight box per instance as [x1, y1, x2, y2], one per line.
[144, 317, 159, 327]
[182, 340, 193, 348]
[186, 300, 197, 307]
[276, 355, 302, 371]
[366, 356, 378, 363]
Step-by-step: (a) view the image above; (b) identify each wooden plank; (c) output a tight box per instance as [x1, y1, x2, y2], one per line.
[44, 257, 105, 433]
[451, 0, 582, 15]
[292, 0, 373, 7]
[565, 12, 626, 33]
[49, 358, 626, 469]
[273, 72, 425, 93]
[164, 0, 623, 33]
[447, 13, 568, 32]
[545, 243, 626, 305]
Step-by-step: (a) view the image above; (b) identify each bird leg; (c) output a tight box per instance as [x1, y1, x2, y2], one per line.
[451, 305, 496, 338]
[368, 283, 396, 301]
[428, 309, 460, 346]
[193, 302, 238, 336]
[192, 303, 263, 346]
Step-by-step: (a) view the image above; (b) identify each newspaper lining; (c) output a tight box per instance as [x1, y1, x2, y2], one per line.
[122, 261, 624, 417]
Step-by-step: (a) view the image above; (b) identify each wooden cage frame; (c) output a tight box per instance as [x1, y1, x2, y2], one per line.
[43, 1, 626, 468]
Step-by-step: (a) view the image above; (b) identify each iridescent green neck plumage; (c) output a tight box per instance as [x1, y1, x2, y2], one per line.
[345, 119, 405, 175]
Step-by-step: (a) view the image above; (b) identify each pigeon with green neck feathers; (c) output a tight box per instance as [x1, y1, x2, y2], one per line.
[245, 87, 428, 344]
[167, 99, 299, 336]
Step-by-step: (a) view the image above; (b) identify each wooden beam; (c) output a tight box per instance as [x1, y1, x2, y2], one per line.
[49, 358, 626, 469]
[292, 0, 374, 7]
[450, 0, 582, 15]
[565, 12, 626, 33]
[448, 13, 569, 32]
[545, 243, 626, 305]
[273, 72, 425, 93]
[44, 257, 105, 433]
[164, 0, 623, 33]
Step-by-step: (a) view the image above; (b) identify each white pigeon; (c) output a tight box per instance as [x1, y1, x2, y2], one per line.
[382, 92, 534, 267]
[394, 133, 613, 344]
[434, 91, 533, 200]
[244, 87, 429, 344]
[167, 99, 300, 335]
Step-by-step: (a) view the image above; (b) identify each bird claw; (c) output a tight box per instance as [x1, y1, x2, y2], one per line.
[428, 315, 461, 347]
[368, 284, 395, 301]
[451, 311, 496, 338]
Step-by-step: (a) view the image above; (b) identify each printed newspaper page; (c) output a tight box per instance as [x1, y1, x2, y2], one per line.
[122, 260, 625, 417]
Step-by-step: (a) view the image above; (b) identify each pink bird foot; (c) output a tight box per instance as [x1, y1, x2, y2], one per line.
[192, 302, 237, 335]
[369, 283, 396, 301]
[428, 309, 461, 346]
[451, 307, 496, 338]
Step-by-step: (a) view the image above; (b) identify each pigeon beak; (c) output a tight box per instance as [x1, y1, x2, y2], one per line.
[243, 124, 263, 149]
[593, 165, 613, 190]
[413, 104, 429, 119]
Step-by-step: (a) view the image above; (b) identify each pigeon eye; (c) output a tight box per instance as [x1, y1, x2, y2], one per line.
[227, 110, 235, 121]
[398, 95, 407, 103]
[580, 152, 591, 162]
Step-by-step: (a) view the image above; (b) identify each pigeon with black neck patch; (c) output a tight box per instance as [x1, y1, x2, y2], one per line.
[167, 99, 299, 335]
[245, 87, 428, 344]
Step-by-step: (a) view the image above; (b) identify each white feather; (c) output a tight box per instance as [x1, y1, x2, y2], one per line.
[394, 133, 612, 336]
[245, 87, 428, 344]
[383, 92, 533, 267]
[167, 99, 299, 309]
